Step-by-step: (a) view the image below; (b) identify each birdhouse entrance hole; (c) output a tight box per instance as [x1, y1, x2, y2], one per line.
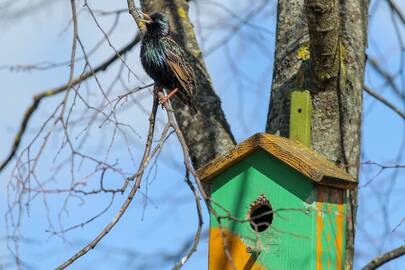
[248, 195, 273, 233]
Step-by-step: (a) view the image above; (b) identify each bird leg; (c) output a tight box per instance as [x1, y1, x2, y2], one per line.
[154, 84, 163, 94]
[159, 88, 178, 105]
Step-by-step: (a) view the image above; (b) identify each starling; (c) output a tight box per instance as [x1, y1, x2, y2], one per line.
[140, 11, 196, 109]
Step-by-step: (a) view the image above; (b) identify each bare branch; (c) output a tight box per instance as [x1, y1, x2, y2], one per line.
[386, 0, 405, 24]
[0, 34, 142, 173]
[55, 95, 159, 270]
[171, 169, 203, 270]
[392, 217, 405, 232]
[127, 0, 147, 33]
[361, 244, 405, 270]
[368, 57, 405, 101]
[59, 0, 79, 119]
[157, 91, 236, 270]
[364, 85, 405, 119]
[362, 160, 405, 169]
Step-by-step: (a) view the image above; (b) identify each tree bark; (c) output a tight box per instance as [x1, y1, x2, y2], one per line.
[140, 0, 235, 170]
[266, 0, 368, 268]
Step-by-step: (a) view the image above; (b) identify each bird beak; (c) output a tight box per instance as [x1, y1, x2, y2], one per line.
[139, 11, 153, 24]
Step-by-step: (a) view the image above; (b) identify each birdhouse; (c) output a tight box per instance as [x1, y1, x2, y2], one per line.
[197, 133, 357, 270]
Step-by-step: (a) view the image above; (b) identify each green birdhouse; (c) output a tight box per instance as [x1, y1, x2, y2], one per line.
[197, 133, 357, 270]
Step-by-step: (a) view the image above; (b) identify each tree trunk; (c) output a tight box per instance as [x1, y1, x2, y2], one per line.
[140, 0, 235, 170]
[140, 0, 368, 267]
[266, 0, 368, 268]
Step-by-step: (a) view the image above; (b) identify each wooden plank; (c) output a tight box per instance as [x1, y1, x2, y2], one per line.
[315, 186, 346, 270]
[209, 228, 267, 270]
[209, 151, 315, 269]
[289, 89, 312, 147]
[197, 133, 357, 189]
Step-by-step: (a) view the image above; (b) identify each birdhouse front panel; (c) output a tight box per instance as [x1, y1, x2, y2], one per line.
[207, 149, 347, 270]
[313, 185, 347, 270]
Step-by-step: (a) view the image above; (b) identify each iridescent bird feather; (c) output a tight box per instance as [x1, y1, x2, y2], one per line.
[140, 12, 195, 109]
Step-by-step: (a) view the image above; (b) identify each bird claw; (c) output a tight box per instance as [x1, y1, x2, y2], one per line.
[159, 96, 169, 107]
[158, 88, 178, 108]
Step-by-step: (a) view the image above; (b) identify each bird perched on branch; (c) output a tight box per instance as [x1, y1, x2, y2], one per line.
[140, 11, 196, 110]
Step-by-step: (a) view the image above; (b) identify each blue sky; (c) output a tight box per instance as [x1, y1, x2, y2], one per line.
[0, 0, 404, 269]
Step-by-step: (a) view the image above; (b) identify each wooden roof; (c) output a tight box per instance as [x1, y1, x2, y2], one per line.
[197, 133, 357, 190]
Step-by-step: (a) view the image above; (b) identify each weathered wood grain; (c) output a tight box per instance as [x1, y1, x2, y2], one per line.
[197, 133, 357, 189]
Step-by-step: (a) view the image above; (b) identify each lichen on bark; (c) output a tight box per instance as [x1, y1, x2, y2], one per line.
[266, 0, 368, 268]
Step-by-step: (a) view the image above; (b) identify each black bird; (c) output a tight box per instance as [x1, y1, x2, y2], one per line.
[140, 11, 195, 108]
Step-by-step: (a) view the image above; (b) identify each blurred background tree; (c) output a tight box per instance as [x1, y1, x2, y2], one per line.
[0, 0, 404, 269]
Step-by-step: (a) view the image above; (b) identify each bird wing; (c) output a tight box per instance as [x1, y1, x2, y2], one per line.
[164, 37, 195, 98]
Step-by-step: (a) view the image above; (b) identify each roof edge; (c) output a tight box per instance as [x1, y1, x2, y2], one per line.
[197, 133, 357, 190]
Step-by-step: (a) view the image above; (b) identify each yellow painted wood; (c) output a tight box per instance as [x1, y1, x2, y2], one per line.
[209, 228, 267, 270]
[207, 150, 349, 269]
[289, 90, 312, 147]
[209, 151, 316, 269]
[196, 133, 357, 189]
[315, 186, 346, 270]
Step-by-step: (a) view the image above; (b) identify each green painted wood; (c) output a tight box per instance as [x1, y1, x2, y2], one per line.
[315, 191, 347, 270]
[289, 90, 312, 146]
[210, 150, 316, 269]
[209, 150, 348, 269]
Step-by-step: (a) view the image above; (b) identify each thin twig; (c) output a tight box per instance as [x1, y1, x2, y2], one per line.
[55, 95, 159, 269]
[392, 217, 405, 232]
[171, 169, 203, 270]
[364, 85, 405, 119]
[386, 0, 405, 24]
[157, 92, 236, 270]
[359, 161, 405, 188]
[368, 57, 405, 101]
[0, 34, 141, 173]
[60, 0, 79, 119]
[85, 1, 143, 84]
